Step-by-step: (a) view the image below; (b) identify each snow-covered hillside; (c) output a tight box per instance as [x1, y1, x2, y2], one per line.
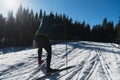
[0, 41, 120, 80]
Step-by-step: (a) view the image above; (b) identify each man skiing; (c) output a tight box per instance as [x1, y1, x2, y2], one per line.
[33, 15, 58, 73]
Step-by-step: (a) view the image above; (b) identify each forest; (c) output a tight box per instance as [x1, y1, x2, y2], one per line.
[0, 5, 120, 47]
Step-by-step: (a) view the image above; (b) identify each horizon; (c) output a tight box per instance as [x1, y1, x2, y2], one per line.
[0, 0, 120, 27]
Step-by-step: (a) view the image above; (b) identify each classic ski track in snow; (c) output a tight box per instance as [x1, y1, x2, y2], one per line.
[96, 49, 112, 80]
[64, 50, 92, 80]
[0, 59, 37, 78]
[66, 51, 99, 80]
[0, 41, 120, 80]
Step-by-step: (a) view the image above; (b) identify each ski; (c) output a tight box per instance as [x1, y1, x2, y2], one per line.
[35, 65, 75, 80]
[27, 61, 46, 80]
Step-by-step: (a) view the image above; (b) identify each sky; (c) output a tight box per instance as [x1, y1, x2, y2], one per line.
[0, 0, 120, 27]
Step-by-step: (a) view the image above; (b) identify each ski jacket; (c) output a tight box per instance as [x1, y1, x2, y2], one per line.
[33, 16, 54, 48]
[37, 16, 54, 38]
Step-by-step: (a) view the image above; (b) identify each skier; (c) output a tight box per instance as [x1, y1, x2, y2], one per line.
[33, 15, 58, 73]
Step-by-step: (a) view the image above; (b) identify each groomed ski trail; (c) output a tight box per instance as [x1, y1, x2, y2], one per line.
[0, 41, 120, 80]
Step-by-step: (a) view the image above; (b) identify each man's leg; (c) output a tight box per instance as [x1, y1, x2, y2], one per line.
[44, 41, 52, 70]
[38, 47, 43, 65]
[44, 41, 59, 73]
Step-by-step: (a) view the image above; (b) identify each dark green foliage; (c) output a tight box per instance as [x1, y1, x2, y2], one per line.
[115, 16, 120, 40]
[91, 18, 116, 42]
[0, 5, 119, 47]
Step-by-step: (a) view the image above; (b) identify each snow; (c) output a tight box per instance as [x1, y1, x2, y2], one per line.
[0, 41, 120, 80]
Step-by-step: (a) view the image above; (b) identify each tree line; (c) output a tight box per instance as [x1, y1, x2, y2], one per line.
[0, 5, 120, 47]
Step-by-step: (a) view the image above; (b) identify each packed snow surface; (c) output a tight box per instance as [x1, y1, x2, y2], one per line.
[0, 41, 120, 80]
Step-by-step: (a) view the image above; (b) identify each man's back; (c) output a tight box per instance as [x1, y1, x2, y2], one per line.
[37, 16, 54, 38]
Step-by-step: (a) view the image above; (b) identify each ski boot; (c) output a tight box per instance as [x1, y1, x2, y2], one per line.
[46, 68, 59, 73]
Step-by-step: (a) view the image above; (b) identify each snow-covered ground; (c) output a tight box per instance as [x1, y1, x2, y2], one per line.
[0, 41, 120, 80]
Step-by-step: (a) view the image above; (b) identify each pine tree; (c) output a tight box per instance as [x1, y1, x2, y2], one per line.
[6, 11, 16, 46]
[0, 14, 6, 47]
[116, 16, 120, 40]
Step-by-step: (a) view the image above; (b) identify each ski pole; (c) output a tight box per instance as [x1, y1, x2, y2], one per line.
[65, 23, 68, 70]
